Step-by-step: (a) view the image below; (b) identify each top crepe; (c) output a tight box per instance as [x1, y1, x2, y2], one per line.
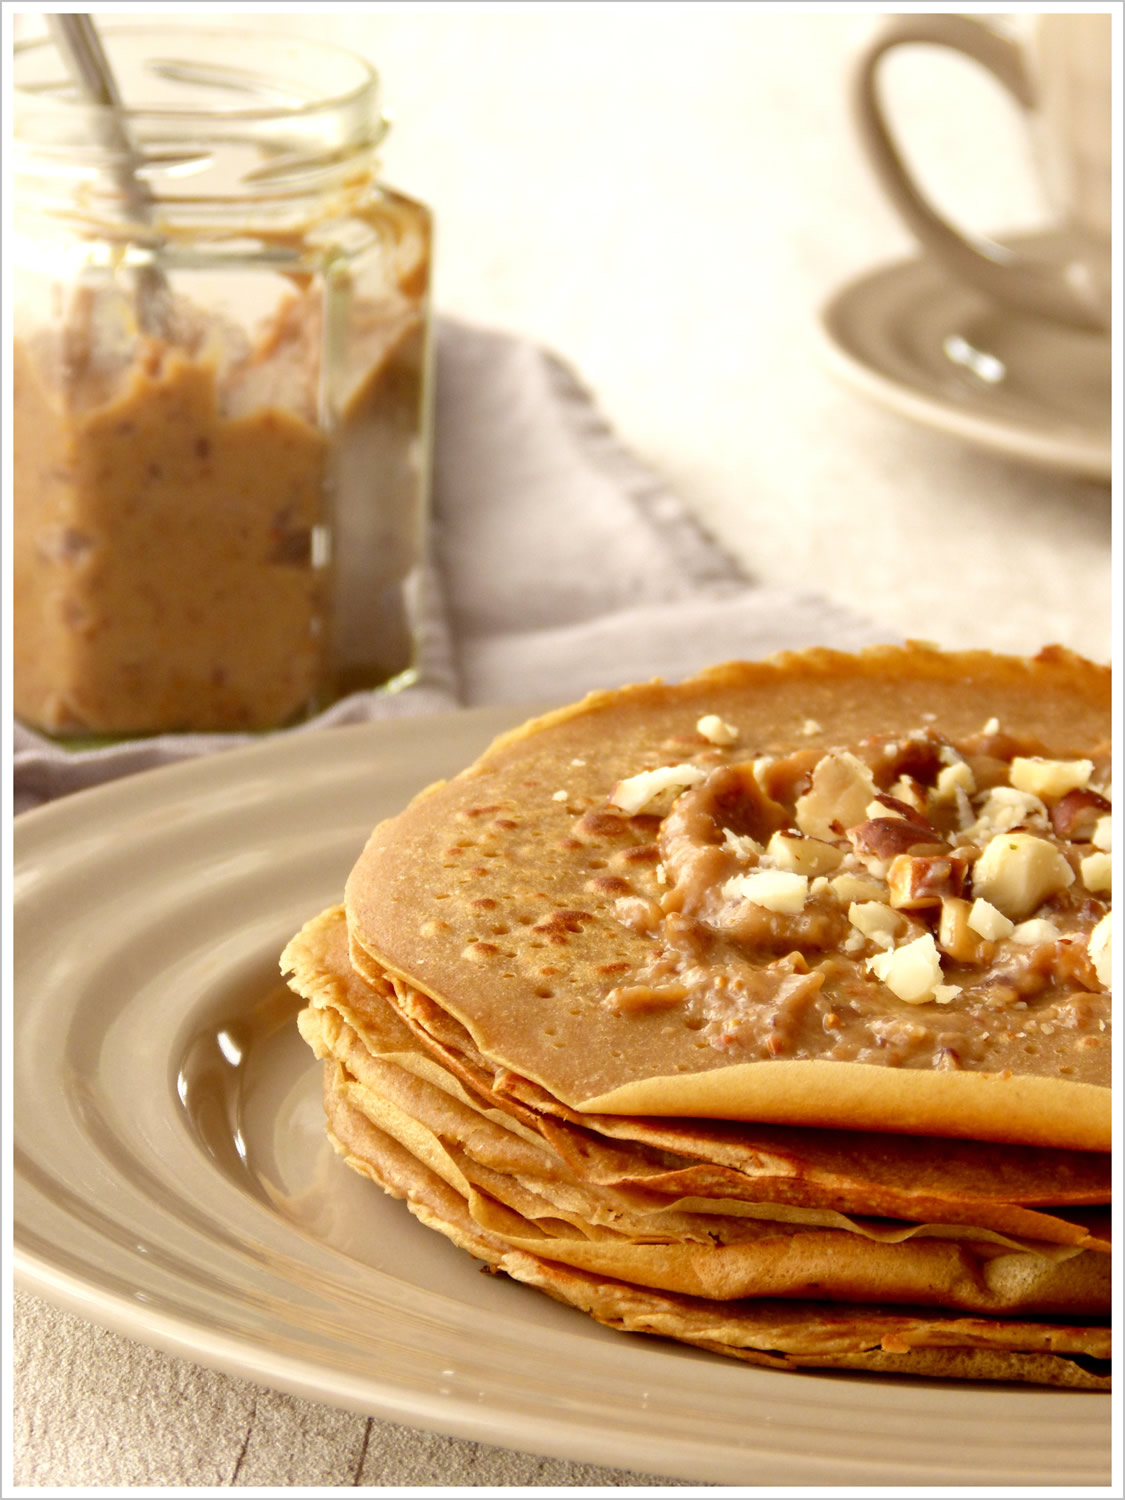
[345, 644, 1112, 1149]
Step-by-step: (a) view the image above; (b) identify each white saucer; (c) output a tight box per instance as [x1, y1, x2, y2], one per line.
[817, 234, 1111, 481]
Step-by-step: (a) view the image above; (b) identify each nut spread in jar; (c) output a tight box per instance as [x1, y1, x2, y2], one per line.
[12, 26, 432, 736]
[13, 264, 428, 734]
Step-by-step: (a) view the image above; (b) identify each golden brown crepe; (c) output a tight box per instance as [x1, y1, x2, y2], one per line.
[344, 645, 1111, 1149]
[319, 1075, 1110, 1388]
[324, 1079, 1109, 1387]
[284, 903, 1110, 1387]
[282, 645, 1113, 1388]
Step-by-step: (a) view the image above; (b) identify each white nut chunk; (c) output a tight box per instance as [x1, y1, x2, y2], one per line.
[938, 897, 994, 963]
[609, 763, 706, 815]
[848, 900, 903, 947]
[971, 832, 1075, 921]
[1080, 851, 1112, 894]
[865, 933, 945, 1004]
[965, 787, 1048, 841]
[1008, 756, 1094, 800]
[967, 897, 1015, 942]
[696, 713, 738, 746]
[765, 830, 843, 876]
[1010, 917, 1061, 945]
[723, 828, 763, 860]
[933, 760, 976, 801]
[1087, 911, 1112, 988]
[795, 750, 877, 840]
[830, 872, 886, 904]
[890, 775, 927, 811]
[723, 869, 808, 914]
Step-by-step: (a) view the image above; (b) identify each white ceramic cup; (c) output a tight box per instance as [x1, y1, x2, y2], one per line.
[853, 13, 1111, 331]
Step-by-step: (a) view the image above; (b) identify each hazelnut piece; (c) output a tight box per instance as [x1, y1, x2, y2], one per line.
[1087, 912, 1112, 988]
[795, 751, 877, 840]
[938, 897, 996, 964]
[886, 851, 969, 909]
[865, 933, 945, 1004]
[765, 830, 843, 876]
[971, 832, 1075, 921]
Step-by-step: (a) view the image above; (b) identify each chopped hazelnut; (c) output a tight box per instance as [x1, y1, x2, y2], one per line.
[967, 897, 1015, 942]
[938, 897, 996, 964]
[723, 868, 809, 914]
[765, 830, 843, 876]
[886, 851, 968, 909]
[971, 832, 1076, 921]
[933, 761, 976, 801]
[1009, 756, 1094, 800]
[1050, 788, 1111, 841]
[609, 763, 706, 815]
[830, 872, 886, 904]
[848, 900, 904, 944]
[1079, 851, 1112, 893]
[795, 750, 877, 840]
[1010, 917, 1061, 945]
[933, 985, 962, 1006]
[723, 827, 764, 860]
[964, 787, 1049, 842]
[1087, 912, 1112, 987]
[865, 933, 945, 1004]
[696, 713, 738, 746]
[889, 776, 927, 811]
[849, 817, 948, 862]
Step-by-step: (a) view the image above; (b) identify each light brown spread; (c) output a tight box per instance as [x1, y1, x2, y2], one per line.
[601, 727, 1112, 1081]
[14, 199, 428, 735]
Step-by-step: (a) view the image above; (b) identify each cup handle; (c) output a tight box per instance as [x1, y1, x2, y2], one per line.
[852, 13, 1104, 329]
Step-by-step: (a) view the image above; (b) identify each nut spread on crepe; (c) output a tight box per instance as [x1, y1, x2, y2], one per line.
[283, 644, 1112, 1389]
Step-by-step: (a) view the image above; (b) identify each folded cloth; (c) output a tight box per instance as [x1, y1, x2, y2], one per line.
[12, 317, 886, 814]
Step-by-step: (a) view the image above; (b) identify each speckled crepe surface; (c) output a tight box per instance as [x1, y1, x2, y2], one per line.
[13, 319, 888, 1488]
[343, 646, 1111, 1146]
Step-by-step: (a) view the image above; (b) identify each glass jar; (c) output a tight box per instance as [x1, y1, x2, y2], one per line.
[12, 25, 432, 736]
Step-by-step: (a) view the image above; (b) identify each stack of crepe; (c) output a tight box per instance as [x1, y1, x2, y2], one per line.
[283, 645, 1112, 1388]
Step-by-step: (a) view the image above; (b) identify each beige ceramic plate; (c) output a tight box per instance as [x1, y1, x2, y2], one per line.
[12, 710, 1113, 1487]
[818, 232, 1111, 482]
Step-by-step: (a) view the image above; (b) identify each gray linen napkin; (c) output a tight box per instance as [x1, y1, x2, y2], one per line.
[12, 317, 886, 815]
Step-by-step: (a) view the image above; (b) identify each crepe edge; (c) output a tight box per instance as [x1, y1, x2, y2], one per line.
[362, 644, 1109, 835]
[342, 928, 1111, 1154]
[322, 1071, 1112, 1390]
[474, 641, 1111, 760]
[576, 1061, 1110, 1153]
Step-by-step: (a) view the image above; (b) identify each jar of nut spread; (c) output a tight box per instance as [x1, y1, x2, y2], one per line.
[12, 26, 432, 735]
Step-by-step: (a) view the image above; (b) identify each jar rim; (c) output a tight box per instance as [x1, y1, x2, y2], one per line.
[13, 25, 380, 125]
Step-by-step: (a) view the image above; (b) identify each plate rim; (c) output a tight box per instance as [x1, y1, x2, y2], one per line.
[12, 707, 1114, 1488]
